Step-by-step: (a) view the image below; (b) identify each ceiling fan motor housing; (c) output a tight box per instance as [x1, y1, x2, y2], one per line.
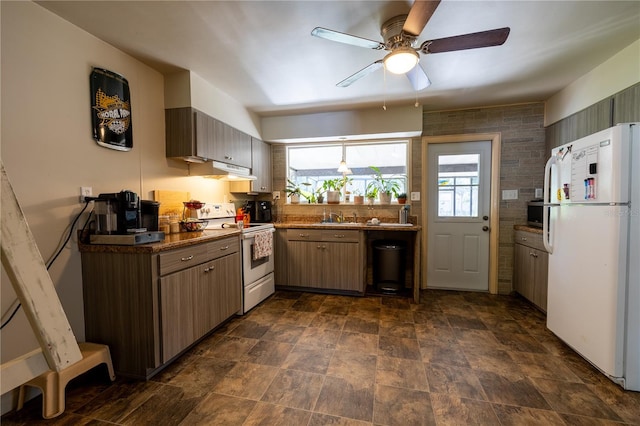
[381, 15, 417, 50]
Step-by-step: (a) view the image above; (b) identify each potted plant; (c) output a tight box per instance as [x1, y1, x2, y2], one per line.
[300, 182, 317, 203]
[353, 189, 364, 205]
[397, 192, 407, 204]
[323, 178, 344, 204]
[315, 186, 325, 204]
[365, 183, 378, 205]
[285, 179, 302, 204]
[369, 166, 400, 205]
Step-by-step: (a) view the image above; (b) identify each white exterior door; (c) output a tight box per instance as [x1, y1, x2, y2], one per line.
[427, 141, 491, 291]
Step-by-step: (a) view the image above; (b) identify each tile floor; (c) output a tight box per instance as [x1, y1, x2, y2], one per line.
[3, 289, 640, 425]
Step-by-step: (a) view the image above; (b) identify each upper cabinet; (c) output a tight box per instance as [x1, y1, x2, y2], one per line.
[545, 83, 640, 154]
[166, 107, 251, 168]
[251, 138, 272, 193]
[165, 107, 213, 162]
[211, 119, 251, 168]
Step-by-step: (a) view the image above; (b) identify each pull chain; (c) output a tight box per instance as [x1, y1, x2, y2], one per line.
[383, 66, 387, 110]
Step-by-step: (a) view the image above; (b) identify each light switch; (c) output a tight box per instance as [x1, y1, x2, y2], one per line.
[410, 192, 420, 201]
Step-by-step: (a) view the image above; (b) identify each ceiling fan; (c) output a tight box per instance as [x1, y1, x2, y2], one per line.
[311, 0, 510, 90]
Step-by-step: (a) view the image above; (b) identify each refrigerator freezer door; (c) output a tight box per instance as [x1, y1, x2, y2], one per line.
[550, 125, 631, 205]
[547, 204, 628, 379]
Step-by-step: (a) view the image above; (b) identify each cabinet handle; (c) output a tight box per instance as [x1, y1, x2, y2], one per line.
[316, 245, 326, 250]
[521, 237, 528, 241]
[225, 155, 233, 160]
[204, 265, 215, 272]
[181, 255, 194, 261]
[333, 234, 345, 238]
[219, 246, 230, 251]
[299, 233, 309, 238]
[530, 252, 538, 258]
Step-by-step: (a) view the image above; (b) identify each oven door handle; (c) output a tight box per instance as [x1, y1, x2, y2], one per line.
[242, 228, 276, 239]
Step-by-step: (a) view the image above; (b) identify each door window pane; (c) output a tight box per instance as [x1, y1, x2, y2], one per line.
[437, 154, 479, 217]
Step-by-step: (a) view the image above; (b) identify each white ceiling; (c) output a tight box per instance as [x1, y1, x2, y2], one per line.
[37, 1, 640, 117]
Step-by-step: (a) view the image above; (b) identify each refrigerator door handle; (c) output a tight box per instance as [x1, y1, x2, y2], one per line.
[543, 156, 556, 254]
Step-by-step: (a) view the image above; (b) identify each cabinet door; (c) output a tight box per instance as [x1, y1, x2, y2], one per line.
[532, 248, 548, 312]
[231, 128, 252, 168]
[251, 138, 272, 193]
[287, 240, 323, 287]
[322, 242, 363, 292]
[211, 253, 242, 325]
[211, 119, 251, 168]
[160, 267, 199, 362]
[513, 243, 535, 302]
[194, 110, 214, 160]
[274, 229, 289, 286]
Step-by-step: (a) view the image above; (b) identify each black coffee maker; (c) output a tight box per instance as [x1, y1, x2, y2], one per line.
[246, 200, 272, 223]
[94, 190, 144, 234]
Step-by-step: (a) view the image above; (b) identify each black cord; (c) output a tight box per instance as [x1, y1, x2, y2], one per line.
[0, 200, 92, 330]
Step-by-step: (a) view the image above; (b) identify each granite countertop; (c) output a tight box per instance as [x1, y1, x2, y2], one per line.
[78, 229, 241, 254]
[514, 224, 544, 234]
[275, 222, 421, 231]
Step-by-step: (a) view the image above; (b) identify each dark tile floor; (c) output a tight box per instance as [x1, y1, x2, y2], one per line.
[4, 290, 640, 425]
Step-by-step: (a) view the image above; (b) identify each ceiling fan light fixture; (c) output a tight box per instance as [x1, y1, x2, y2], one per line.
[383, 47, 419, 74]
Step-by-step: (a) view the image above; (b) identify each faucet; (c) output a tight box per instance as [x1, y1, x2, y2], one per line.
[328, 211, 343, 223]
[352, 212, 357, 223]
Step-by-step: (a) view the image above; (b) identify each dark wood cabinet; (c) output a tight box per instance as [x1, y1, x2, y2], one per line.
[211, 118, 251, 168]
[81, 237, 241, 379]
[513, 229, 548, 312]
[251, 138, 272, 193]
[165, 107, 214, 162]
[166, 107, 251, 168]
[545, 83, 639, 154]
[280, 229, 365, 294]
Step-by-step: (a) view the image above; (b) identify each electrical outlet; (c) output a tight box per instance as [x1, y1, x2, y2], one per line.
[80, 186, 93, 203]
[272, 191, 280, 200]
[502, 189, 518, 200]
[410, 192, 420, 201]
[535, 188, 543, 198]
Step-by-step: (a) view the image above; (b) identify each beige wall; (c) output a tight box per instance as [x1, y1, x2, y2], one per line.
[0, 1, 231, 385]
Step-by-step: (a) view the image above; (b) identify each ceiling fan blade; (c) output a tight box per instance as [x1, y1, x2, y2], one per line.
[337, 60, 384, 87]
[420, 27, 510, 54]
[311, 27, 385, 50]
[403, 0, 441, 37]
[406, 64, 431, 91]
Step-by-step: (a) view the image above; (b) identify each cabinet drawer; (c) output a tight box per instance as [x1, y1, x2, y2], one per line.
[159, 244, 211, 276]
[514, 230, 545, 252]
[287, 229, 323, 241]
[322, 230, 360, 242]
[207, 237, 240, 259]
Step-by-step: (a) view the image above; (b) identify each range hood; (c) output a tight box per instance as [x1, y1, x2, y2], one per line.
[189, 161, 257, 181]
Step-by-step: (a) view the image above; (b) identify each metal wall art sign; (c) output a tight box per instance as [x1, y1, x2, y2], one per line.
[90, 67, 133, 151]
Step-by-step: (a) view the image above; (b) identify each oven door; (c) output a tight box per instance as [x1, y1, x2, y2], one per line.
[242, 229, 275, 285]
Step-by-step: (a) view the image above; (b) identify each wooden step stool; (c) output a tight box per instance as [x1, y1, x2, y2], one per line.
[16, 342, 115, 419]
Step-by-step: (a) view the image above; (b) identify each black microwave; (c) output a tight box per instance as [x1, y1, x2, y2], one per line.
[527, 200, 544, 228]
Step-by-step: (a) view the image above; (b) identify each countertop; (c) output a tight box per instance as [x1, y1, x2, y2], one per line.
[78, 229, 241, 254]
[79, 222, 421, 254]
[514, 224, 543, 234]
[275, 222, 421, 232]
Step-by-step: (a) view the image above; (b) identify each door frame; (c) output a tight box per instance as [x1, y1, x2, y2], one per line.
[421, 133, 501, 294]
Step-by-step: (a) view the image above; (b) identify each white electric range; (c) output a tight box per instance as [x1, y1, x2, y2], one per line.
[194, 203, 275, 314]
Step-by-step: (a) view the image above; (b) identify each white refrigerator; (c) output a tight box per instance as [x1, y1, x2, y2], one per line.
[543, 123, 639, 391]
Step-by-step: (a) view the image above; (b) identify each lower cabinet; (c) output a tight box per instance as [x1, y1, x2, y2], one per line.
[81, 236, 241, 379]
[281, 229, 365, 294]
[513, 229, 548, 312]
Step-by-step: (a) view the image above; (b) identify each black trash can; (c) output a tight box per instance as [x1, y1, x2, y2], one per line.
[373, 240, 407, 293]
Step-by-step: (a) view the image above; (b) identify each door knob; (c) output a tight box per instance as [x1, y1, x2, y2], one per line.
[482, 226, 489, 232]
[483, 216, 489, 220]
